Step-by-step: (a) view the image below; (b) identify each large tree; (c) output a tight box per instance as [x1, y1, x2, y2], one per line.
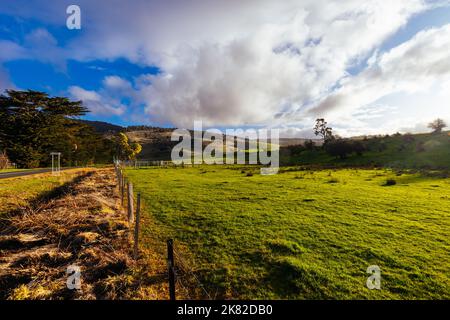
[428, 118, 447, 134]
[314, 118, 334, 143]
[0, 90, 113, 168]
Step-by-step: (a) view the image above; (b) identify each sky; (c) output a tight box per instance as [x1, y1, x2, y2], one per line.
[0, 0, 450, 137]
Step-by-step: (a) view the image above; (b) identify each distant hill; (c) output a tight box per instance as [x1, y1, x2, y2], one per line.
[79, 120, 449, 169]
[78, 120, 124, 134]
[125, 129, 252, 160]
[125, 128, 176, 160]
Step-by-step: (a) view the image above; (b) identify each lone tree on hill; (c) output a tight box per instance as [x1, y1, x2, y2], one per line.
[314, 118, 334, 143]
[428, 118, 447, 134]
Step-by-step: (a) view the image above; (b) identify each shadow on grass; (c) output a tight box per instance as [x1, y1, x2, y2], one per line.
[0, 171, 94, 231]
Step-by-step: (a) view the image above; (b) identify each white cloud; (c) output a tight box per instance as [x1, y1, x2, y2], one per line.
[68, 86, 126, 116]
[124, 0, 430, 128]
[2, 0, 428, 129]
[307, 24, 450, 135]
[2, 0, 449, 135]
[103, 76, 132, 91]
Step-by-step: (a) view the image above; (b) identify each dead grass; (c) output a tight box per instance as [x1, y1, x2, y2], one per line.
[0, 169, 168, 300]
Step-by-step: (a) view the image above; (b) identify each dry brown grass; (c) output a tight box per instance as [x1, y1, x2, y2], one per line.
[0, 168, 168, 300]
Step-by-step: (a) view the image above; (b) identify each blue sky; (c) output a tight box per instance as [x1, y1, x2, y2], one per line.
[1, 1, 450, 136]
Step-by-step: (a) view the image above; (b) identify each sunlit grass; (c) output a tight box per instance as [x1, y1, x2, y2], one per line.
[0, 169, 90, 214]
[126, 166, 450, 299]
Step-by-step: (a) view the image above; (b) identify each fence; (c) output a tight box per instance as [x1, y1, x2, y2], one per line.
[114, 162, 213, 300]
[120, 160, 178, 168]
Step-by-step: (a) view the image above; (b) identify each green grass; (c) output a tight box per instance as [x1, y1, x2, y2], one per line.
[126, 166, 450, 299]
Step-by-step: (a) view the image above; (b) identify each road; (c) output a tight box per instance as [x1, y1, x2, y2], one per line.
[0, 168, 72, 180]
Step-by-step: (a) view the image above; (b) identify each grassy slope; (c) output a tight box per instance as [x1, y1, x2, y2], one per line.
[126, 166, 450, 299]
[281, 131, 450, 169]
[0, 169, 89, 214]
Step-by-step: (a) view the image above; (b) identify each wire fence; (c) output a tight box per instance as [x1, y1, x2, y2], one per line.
[114, 161, 215, 300]
[120, 160, 186, 168]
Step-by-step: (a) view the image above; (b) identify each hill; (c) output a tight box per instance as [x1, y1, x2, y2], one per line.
[281, 131, 450, 169]
[78, 120, 124, 134]
[80, 120, 449, 169]
[124, 128, 315, 160]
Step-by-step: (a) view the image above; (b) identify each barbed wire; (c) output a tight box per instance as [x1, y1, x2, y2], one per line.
[173, 248, 213, 300]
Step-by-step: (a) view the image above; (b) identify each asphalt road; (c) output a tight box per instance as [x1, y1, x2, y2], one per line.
[0, 168, 72, 180]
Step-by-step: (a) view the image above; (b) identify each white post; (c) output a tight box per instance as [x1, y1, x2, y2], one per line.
[51, 152, 61, 176]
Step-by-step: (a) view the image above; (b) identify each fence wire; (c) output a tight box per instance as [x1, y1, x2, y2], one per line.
[114, 163, 219, 300]
[173, 248, 213, 300]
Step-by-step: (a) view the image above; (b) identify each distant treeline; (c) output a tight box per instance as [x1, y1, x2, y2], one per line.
[125, 125, 174, 132]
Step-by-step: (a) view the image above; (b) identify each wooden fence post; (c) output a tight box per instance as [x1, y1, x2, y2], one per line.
[127, 182, 134, 224]
[117, 168, 121, 192]
[167, 239, 176, 301]
[134, 193, 141, 260]
[121, 175, 125, 207]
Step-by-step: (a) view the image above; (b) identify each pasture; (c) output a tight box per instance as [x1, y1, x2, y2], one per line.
[125, 166, 450, 299]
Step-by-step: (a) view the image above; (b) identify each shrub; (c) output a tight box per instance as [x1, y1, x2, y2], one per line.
[384, 179, 397, 186]
[304, 140, 315, 150]
[323, 139, 366, 158]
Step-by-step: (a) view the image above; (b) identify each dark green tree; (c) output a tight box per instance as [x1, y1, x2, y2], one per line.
[0, 90, 113, 168]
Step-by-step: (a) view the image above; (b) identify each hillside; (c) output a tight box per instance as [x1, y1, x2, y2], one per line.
[78, 121, 449, 169]
[125, 128, 176, 160]
[78, 120, 124, 134]
[125, 129, 318, 160]
[281, 131, 450, 169]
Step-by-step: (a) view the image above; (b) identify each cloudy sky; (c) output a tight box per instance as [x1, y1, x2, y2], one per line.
[1, 0, 450, 137]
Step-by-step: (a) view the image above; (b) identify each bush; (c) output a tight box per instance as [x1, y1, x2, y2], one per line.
[384, 179, 397, 186]
[304, 140, 315, 151]
[324, 139, 366, 159]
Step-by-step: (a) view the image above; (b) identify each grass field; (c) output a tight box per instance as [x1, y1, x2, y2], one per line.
[0, 169, 90, 214]
[125, 165, 450, 299]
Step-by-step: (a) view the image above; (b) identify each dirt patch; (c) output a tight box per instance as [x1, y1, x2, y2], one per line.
[0, 168, 166, 300]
